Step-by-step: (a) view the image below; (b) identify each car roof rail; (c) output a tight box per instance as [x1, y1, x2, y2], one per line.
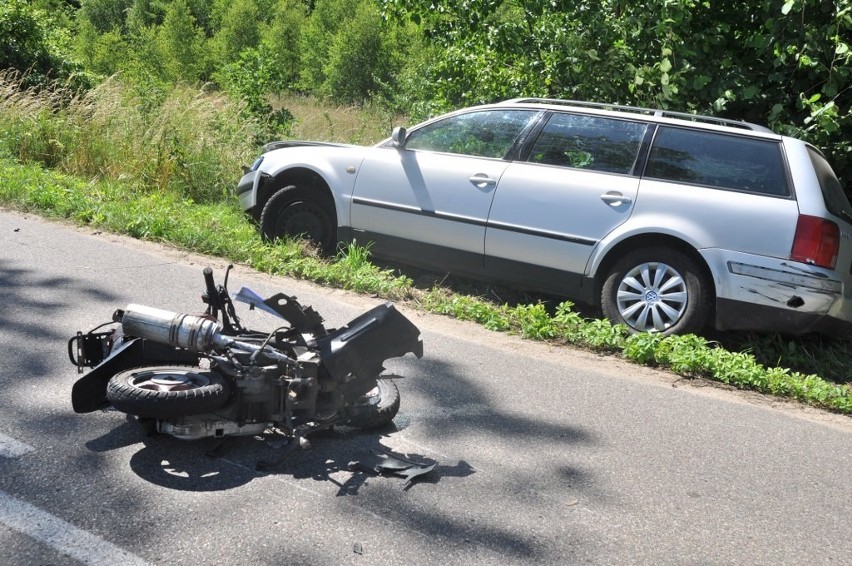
[504, 98, 775, 134]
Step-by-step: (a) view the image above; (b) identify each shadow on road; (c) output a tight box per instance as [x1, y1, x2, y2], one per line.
[0, 261, 120, 380]
[98, 420, 472, 495]
[1, 250, 599, 562]
[0, 259, 121, 429]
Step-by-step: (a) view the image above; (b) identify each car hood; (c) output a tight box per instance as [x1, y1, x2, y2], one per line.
[262, 140, 356, 153]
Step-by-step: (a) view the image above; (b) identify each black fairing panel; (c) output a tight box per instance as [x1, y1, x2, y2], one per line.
[71, 338, 200, 414]
[316, 303, 423, 382]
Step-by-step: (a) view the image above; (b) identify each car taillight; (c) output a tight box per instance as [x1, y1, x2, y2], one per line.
[790, 215, 839, 269]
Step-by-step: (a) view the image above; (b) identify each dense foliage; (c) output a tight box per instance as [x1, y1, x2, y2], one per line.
[1, 0, 847, 181]
[383, 0, 852, 183]
[0, 0, 84, 88]
[3, 0, 847, 180]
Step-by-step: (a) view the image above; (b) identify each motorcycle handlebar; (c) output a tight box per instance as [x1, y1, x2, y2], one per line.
[203, 267, 217, 299]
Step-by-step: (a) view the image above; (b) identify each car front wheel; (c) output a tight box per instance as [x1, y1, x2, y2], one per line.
[601, 247, 711, 335]
[260, 185, 336, 254]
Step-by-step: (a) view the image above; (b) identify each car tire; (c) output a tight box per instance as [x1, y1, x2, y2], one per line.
[106, 366, 232, 419]
[344, 379, 401, 430]
[601, 247, 711, 335]
[260, 185, 336, 254]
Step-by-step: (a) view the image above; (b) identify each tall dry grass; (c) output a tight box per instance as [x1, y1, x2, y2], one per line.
[277, 94, 405, 145]
[0, 73, 410, 202]
[0, 72, 258, 203]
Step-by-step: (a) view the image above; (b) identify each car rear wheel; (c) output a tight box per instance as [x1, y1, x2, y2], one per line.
[260, 185, 336, 254]
[601, 247, 711, 335]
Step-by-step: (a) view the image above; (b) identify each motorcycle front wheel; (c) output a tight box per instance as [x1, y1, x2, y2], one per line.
[344, 379, 400, 430]
[106, 366, 231, 419]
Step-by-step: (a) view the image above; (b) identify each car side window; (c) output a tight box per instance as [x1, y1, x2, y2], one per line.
[808, 147, 852, 221]
[527, 113, 648, 174]
[645, 126, 790, 196]
[405, 110, 538, 158]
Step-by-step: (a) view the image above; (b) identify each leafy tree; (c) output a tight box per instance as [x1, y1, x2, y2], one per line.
[183, 0, 217, 35]
[260, 0, 309, 91]
[210, 0, 262, 67]
[298, 0, 350, 92]
[381, 1, 634, 109]
[0, 0, 81, 86]
[31, 0, 79, 29]
[126, 0, 157, 31]
[323, 1, 386, 102]
[78, 0, 134, 33]
[767, 1, 852, 184]
[88, 27, 131, 76]
[157, 0, 206, 83]
[383, 0, 852, 185]
[216, 46, 295, 143]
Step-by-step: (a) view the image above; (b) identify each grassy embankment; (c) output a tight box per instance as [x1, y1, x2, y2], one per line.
[1, 73, 850, 414]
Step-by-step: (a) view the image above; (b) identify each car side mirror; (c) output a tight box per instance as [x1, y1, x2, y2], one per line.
[391, 126, 407, 149]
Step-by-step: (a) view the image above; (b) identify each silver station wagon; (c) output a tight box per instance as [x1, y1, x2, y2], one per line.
[237, 99, 852, 336]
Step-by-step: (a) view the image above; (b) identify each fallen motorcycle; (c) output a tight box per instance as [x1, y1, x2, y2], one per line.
[68, 266, 423, 450]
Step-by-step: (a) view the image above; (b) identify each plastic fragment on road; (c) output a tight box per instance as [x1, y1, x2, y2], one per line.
[348, 446, 438, 489]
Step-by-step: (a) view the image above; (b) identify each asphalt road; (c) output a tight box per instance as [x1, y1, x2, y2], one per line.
[1, 209, 851, 565]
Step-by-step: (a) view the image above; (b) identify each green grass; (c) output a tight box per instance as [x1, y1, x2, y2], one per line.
[1, 73, 850, 415]
[2, 156, 851, 414]
[0, 158, 410, 296]
[0, 72, 257, 204]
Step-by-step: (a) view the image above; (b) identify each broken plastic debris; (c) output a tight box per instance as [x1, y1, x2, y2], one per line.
[348, 447, 438, 489]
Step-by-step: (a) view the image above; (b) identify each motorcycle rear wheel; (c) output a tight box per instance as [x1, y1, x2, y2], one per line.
[344, 379, 400, 430]
[106, 366, 231, 419]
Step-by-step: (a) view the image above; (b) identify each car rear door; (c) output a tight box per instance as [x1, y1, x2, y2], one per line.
[349, 109, 539, 268]
[484, 112, 649, 286]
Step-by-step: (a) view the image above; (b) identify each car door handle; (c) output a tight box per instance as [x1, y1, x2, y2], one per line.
[600, 192, 632, 206]
[469, 174, 497, 188]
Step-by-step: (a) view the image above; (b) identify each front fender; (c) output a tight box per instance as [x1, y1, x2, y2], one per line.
[260, 145, 368, 224]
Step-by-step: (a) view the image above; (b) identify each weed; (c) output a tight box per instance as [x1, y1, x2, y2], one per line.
[510, 303, 557, 340]
[623, 332, 664, 365]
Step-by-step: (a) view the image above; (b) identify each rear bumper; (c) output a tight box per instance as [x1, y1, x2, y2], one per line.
[715, 298, 852, 336]
[702, 249, 852, 337]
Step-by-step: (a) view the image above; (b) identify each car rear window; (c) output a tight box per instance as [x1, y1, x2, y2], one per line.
[808, 147, 852, 223]
[645, 126, 790, 196]
[527, 113, 648, 174]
